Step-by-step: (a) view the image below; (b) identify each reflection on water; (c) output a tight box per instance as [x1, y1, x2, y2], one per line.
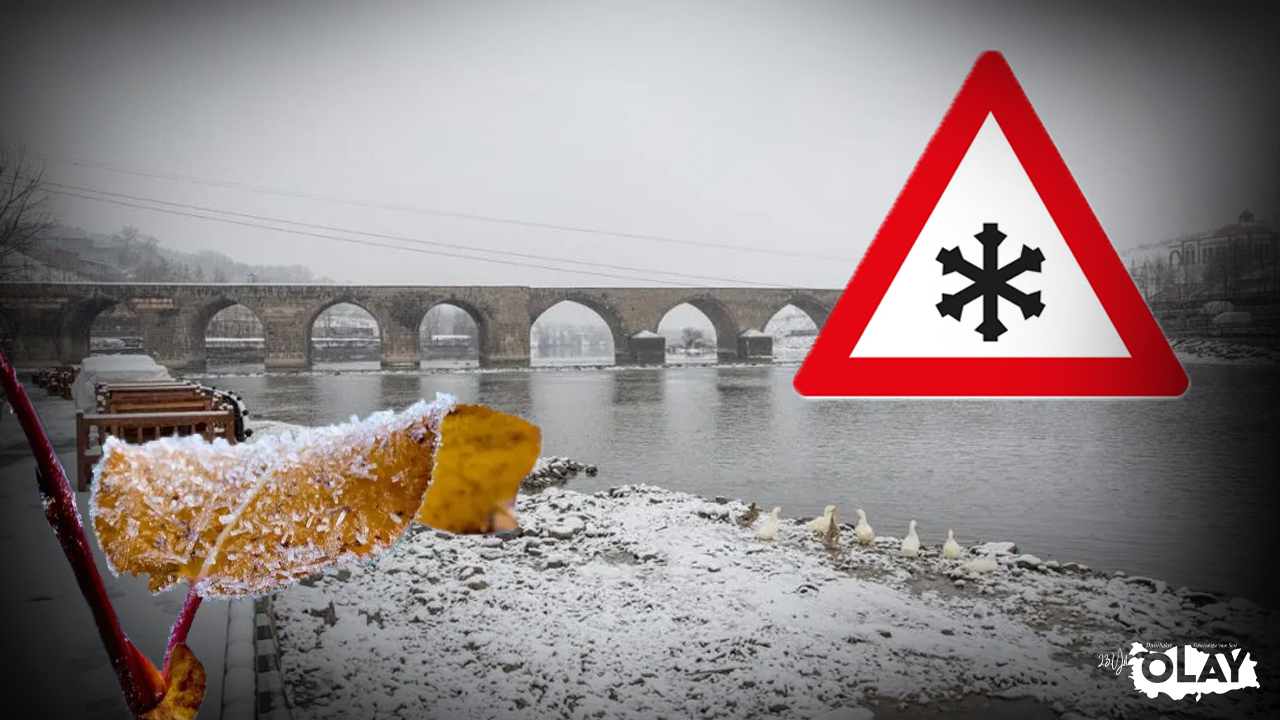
[185, 363, 1280, 609]
[531, 356, 614, 368]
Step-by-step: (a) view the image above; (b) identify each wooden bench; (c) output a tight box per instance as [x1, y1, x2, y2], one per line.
[97, 382, 217, 415]
[96, 381, 203, 397]
[99, 382, 195, 392]
[107, 396, 216, 414]
[75, 409, 238, 492]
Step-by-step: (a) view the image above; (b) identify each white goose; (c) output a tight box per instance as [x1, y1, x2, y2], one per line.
[806, 505, 837, 536]
[963, 550, 999, 575]
[942, 530, 963, 560]
[901, 520, 920, 558]
[854, 508, 875, 546]
[756, 507, 783, 541]
[821, 514, 841, 550]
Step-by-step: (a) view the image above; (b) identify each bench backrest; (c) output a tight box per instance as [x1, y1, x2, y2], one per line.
[97, 382, 218, 414]
[75, 409, 238, 491]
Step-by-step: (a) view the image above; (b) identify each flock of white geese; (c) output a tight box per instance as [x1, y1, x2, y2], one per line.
[738, 503, 999, 575]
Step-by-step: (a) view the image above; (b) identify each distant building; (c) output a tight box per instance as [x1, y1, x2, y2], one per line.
[1167, 210, 1276, 268]
[1122, 210, 1279, 303]
[26, 235, 130, 281]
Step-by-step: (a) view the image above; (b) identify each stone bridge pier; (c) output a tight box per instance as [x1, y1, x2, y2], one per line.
[258, 302, 311, 370]
[134, 300, 200, 369]
[0, 302, 60, 364]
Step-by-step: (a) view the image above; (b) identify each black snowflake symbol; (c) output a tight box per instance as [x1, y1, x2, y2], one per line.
[936, 222, 1045, 342]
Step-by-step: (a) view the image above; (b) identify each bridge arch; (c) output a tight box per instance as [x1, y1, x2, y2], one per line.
[528, 292, 628, 354]
[530, 299, 618, 366]
[91, 302, 144, 355]
[306, 299, 382, 366]
[764, 303, 822, 362]
[766, 294, 831, 331]
[656, 295, 740, 363]
[59, 296, 131, 363]
[420, 300, 486, 367]
[191, 296, 259, 334]
[303, 297, 381, 334]
[197, 299, 266, 368]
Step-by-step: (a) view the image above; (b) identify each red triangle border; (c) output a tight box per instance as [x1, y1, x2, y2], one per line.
[794, 51, 1189, 398]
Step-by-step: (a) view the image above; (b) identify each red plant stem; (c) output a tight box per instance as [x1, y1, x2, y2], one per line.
[0, 350, 160, 718]
[163, 585, 203, 680]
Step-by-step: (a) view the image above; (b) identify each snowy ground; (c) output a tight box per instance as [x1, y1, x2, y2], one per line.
[1169, 338, 1278, 365]
[272, 485, 1278, 720]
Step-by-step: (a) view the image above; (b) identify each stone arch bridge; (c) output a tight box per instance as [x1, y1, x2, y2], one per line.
[0, 283, 840, 370]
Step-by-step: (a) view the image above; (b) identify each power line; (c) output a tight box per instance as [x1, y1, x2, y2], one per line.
[39, 153, 862, 262]
[44, 184, 798, 287]
[40, 179, 789, 287]
[47, 186, 686, 286]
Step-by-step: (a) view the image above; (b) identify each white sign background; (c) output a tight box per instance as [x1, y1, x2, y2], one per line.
[851, 113, 1131, 358]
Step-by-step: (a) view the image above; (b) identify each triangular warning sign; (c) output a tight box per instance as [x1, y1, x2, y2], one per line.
[794, 51, 1189, 398]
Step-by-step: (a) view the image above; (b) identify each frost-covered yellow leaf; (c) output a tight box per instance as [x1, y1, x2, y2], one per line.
[89, 394, 540, 599]
[416, 404, 541, 533]
[140, 643, 205, 720]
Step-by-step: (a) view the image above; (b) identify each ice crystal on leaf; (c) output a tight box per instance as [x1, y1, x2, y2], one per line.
[89, 394, 541, 600]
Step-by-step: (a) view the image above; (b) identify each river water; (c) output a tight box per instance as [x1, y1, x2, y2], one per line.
[185, 359, 1280, 610]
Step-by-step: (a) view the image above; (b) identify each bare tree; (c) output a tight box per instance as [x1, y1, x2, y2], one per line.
[680, 327, 705, 349]
[0, 142, 56, 281]
[114, 225, 139, 266]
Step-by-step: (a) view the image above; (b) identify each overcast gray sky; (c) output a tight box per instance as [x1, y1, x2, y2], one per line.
[2, 1, 1276, 288]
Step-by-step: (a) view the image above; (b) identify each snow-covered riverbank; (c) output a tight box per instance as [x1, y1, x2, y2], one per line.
[1170, 338, 1278, 365]
[271, 485, 1277, 720]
